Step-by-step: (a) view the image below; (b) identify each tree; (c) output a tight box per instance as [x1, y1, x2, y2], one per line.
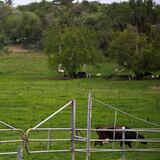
[0, 33, 9, 53]
[5, 0, 13, 6]
[106, 2, 131, 31]
[4, 11, 22, 43]
[3, 11, 42, 48]
[151, 28, 160, 71]
[20, 11, 42, 48]
[129, 0, 155, 34]
[155, 5, 160, 25]
[45, 26, 102, 77]
[108, 26, 154, 77]
[0, 5, 12, 20]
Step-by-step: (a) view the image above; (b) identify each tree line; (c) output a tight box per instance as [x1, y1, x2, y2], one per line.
[0, 0, 160, 77]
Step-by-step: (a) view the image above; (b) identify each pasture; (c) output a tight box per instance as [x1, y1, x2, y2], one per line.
[0, 52, 160, 160]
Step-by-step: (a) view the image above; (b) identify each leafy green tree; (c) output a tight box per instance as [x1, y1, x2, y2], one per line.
[1, 0, 160, 53]
[45, 27, 102, 77]
[0, 5, 12, 50]
[108, 26, 153, 77]
[151, 28, 160, 71]
[129, 0, 155, 34]
[0, 5, 12, 20]
[4, 11, 22, 43]
[20, 11, 42, 47]
[155, 5, 160, 25]
[0, 33, 9, 53]
[105, 2, 131, 31]
[3, 11, 42, 48]
[82, 12, 112, 31]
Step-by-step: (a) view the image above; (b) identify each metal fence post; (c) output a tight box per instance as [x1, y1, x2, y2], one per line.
[135, 131, 139, 149]
[17, 145, 22, 160]
[112, 110, 118, 149]
[71, 100, 76, 160]
[47, 129, 51, 150]
[86, 93, 92, 160]
[122, 126, 125, 160]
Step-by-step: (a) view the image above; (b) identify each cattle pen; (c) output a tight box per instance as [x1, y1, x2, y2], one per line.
[0, 94, 160, 160]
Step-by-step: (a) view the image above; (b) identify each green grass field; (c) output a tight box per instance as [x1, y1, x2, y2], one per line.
[0, 52, 160, 160]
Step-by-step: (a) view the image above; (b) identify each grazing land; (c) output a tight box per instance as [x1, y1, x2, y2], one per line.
[0, 52, 160, 160]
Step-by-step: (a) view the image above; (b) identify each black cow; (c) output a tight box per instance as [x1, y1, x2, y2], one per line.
[95, 125, 147, 148]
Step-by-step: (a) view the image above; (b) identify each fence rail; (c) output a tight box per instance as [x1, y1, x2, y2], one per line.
[0, 128, 24, 158]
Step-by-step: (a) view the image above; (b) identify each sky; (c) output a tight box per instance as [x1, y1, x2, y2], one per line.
[11, 0, 127, 6]
[2, 0, 160, 7]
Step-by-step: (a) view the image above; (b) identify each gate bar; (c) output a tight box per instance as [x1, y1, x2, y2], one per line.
[75, 148, 160, 152]
[33, 101, 72, 129]
[0, 121, 16, 129]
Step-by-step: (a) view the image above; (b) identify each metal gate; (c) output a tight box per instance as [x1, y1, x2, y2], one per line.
[0, 94, 160, 160]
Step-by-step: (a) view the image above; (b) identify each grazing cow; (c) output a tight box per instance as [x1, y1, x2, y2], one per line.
[95, 125, 147, 148]
[71, 72, 88, 78]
